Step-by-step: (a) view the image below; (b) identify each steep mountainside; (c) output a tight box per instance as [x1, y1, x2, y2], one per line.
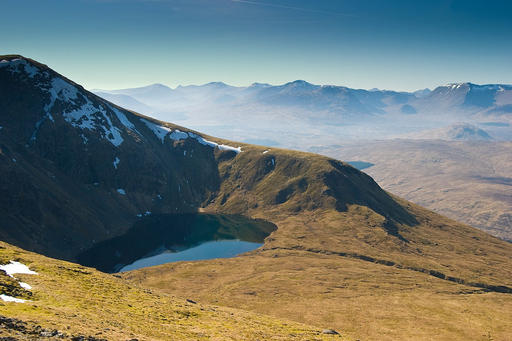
[1, 55, 512, 340]
[0, 55, 240, 259]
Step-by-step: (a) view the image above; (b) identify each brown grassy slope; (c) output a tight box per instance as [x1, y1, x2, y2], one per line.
[123, 145, 512, 341]
[328, 139, 512, 241]
[0, 241, 341, 340]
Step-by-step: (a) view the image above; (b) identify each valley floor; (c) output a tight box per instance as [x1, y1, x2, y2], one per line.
[328, 140, 512, 241]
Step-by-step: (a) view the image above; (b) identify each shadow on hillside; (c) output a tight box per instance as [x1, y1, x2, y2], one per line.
[325, 160, 418, 241]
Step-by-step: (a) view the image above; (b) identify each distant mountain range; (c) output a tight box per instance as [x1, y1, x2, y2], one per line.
[94, 81, 512, 149]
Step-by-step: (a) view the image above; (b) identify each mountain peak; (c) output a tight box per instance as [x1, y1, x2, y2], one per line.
[445, 122, 493, 140]
[249, 82, 271, 88]
[445, 82, 470, 89]
[413, 88, 431, 98]
[284, 80, 315, 87]
[204, 81, 230, 88]
[147, 83, 171, 89]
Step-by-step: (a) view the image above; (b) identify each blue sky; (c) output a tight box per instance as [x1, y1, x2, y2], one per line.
[1, 0, 511, 91]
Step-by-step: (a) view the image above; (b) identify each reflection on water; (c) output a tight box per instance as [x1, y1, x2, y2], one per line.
[76, 214, 276, 273]
[119, 240, 262, 272]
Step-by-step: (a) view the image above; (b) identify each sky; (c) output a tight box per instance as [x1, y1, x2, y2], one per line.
[1, 0, 511, 91]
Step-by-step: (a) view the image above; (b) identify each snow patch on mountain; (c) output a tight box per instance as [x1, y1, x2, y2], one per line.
[62, 101, 124, 146]
[0, 294, 26, 303]
[111, 106, 138, 133]
[0, 58, 39, 78]
[39, 76, 143, 147]
[170, 130, 189, 141]
[19, 282, 32, 290]
[188, 133, 242, 154]
[141, 119, 172, 142]
[0, 261, 38, 277]
[0, 260, 38, 304]
[140, 119, 241, 153]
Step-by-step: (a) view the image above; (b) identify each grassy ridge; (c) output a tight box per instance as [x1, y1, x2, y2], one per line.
[0, 241, 341, 340]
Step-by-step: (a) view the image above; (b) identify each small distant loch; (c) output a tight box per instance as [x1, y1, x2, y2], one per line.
[347, 161, 375, 171]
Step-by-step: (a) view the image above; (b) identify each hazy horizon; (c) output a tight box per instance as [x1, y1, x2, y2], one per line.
[90, 79, 511, 93]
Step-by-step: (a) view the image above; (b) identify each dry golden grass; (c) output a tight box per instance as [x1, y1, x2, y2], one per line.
[124, 203, 512, 341]
[330, 140, 512, 241]
[124, 251, 512, 341]
[0, 241, 342, 340]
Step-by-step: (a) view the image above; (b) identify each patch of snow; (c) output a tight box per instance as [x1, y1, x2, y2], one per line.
[62, 102, 100, 130]
[0, 261, 38, 277]
[30, 116, 50, 142]
[169, 130, 188, 141]
[111, 106, 139, 134]
[46, 78, 124, 146]
[23, 62, 39, 78]
[19, 282, 32, 290]
[117, 188, 126, 195]
[144, 211, 151, 216]
[188, 133, 242, 154]
[271, 158, 275, 166]
[183, 150, 187, 156]
[157, 194, 162, 200]
[0, 294, 26, 303]
[263, 150, 269, 154]
[0, 58, 39, 78]
[113, 157, 120, 169]
[141, 119, 171, 143]
[218, 144, 242, 153]
[139, 122, 241, 154]
[51, 77, 79, 101]
[136, 213, 143, 218]
[12, 158, 16, 163]
[63, 102, 124, 147]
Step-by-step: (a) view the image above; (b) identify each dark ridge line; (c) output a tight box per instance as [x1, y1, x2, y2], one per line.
[262, 246, 512, 294]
